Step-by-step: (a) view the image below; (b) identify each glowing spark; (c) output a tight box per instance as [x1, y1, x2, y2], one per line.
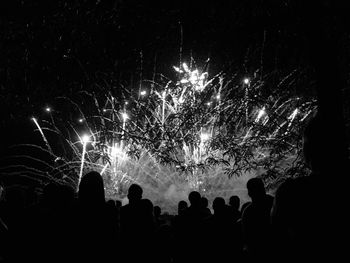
[200, 133, 210, 143]
[78, 118, 84, 123]
[32, 117, 53, 153]
[81, 134, 90, 143]
[111, 144, 127, 161]
[288, 108, 299, 122]
[285, 108, 299, 134]
[300, 110, 312, 122]
[45, 107, 51, 112]
[207, 102, 212, 106]
[140, 90, 147, 96]
[122, 112, 128, 121]
[182, 63, 189, 72]
[103, 109, 107, 112]
[255, 107, 266, 123]
[189, 70, 199, 85]
[243, 78, 250, 85]
[121, 113, 128, 148]
[216, 94, 220, 100]
[173, 66, 183, 73]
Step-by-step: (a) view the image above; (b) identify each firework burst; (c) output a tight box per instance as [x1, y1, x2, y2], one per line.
[1, 61, 317, 212]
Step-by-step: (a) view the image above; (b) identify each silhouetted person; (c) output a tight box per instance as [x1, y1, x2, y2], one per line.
[271, 114, 344, 262]
[139, 198, 156, 233]
[154, 205, 165, 227]
[120, 184, 152, 262]
[179, 191, 209, 262]
[200, 196, 212, 217]
[154, 223, 174, 263]
[78, 171, 105, 207]
[115, 199, 122, 208]
[184, 191, 208, 220]
[120, 183, 143, 235]
[75, 171, 113, 262]
[241, 177, 273, 261]
[240, 201, 251, 215]
[202, 197, 243, 262]
[229, 195, 241, 222]
[106, 199, 120, 234]
[113, 199, 122, 231]
[172, 200, 188, 263]
[177, 200, 188, 216]
[0, 186, 28, 262]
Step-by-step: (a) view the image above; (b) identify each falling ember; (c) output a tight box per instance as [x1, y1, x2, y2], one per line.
[32, 117, 53, 153]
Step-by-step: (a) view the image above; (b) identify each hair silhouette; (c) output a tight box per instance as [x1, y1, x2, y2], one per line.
[127, 183, 143, 204]
[78, 171, 105, 206]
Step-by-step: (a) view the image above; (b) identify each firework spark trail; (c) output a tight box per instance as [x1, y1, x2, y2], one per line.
[0, 164, 61, 184]
[79, 144, 87, 184]
[101, 163, 109, 175]
[2, 154, 57, 171]
[78, 135, 89, 187]
[32, 117, 53, 154]
[287, 108, 299, 124]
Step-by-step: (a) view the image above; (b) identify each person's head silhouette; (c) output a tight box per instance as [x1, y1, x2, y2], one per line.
[178, 200, 188, 215]
[78, 171, 105, 206]
[127, 184, 143, 204]
[246, 177, 266, 202]
[229, 195, 240, 210]
[201, 197, 209, 208]
[213, 197, 226, 215]
[188, 191, 201, 208]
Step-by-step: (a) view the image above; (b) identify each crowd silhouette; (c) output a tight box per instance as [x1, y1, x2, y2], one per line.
[0, 114, 347, 262]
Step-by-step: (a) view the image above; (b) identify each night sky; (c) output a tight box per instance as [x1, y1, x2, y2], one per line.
[0, 0, 349, 161]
